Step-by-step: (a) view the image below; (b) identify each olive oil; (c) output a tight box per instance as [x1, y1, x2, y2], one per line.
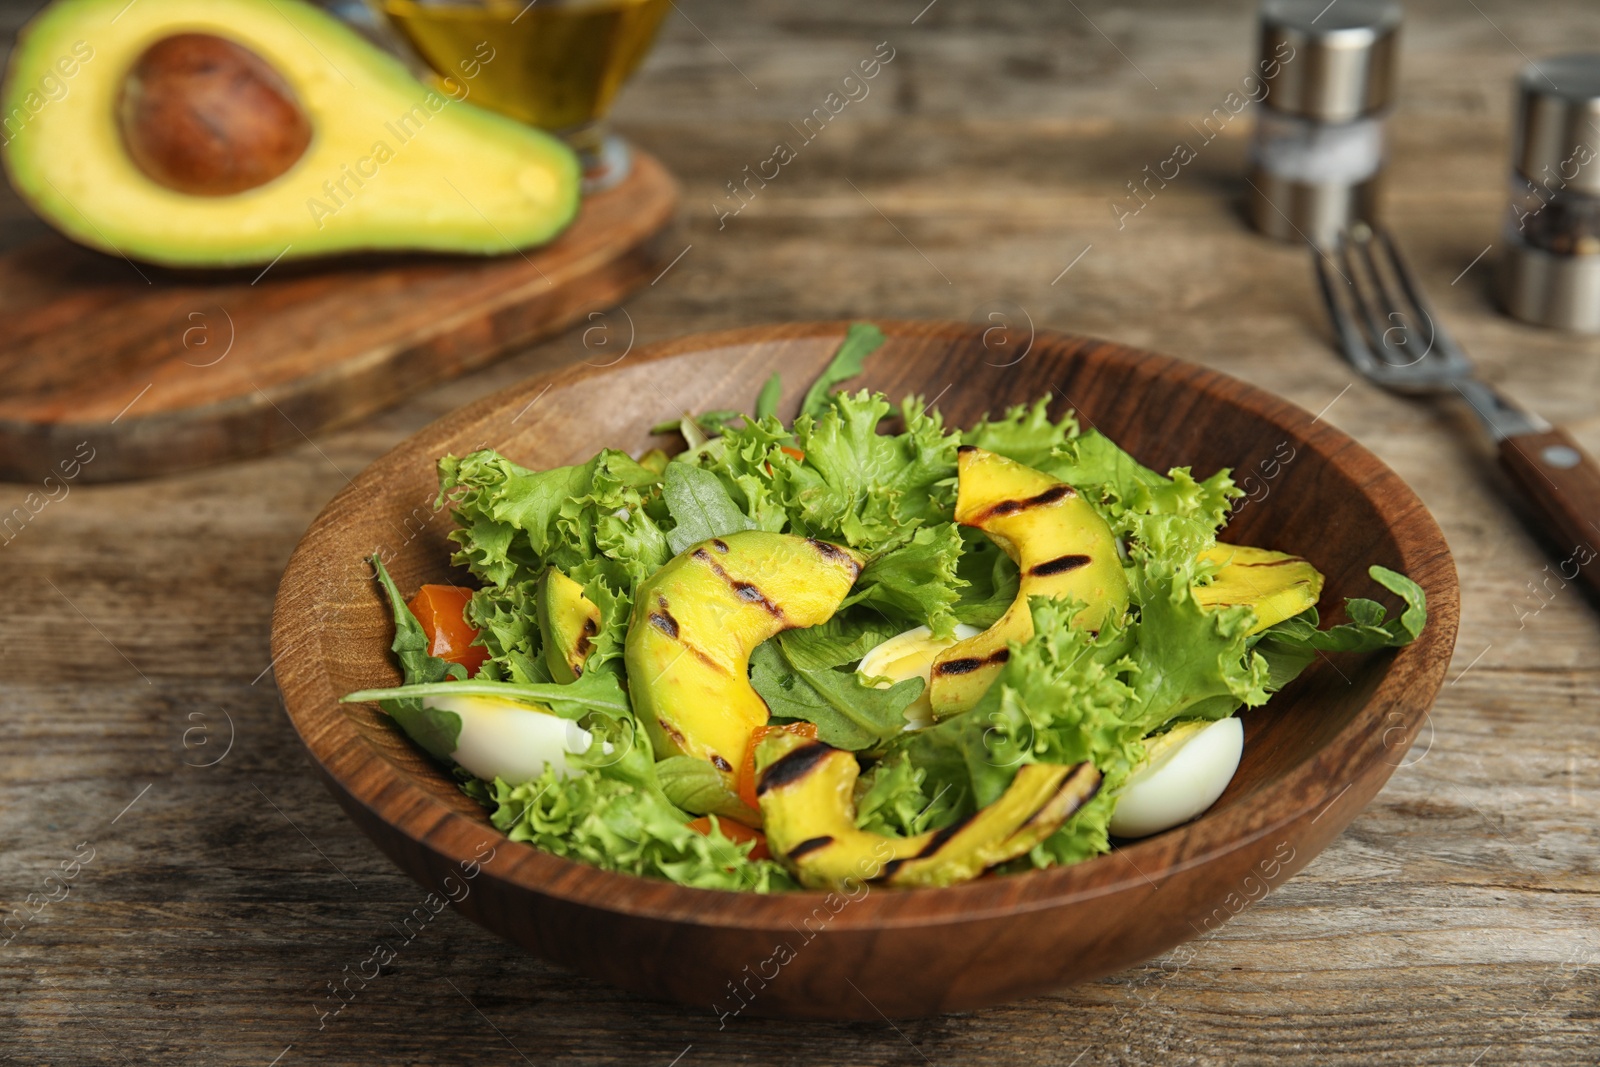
[380, 0, 669, 135]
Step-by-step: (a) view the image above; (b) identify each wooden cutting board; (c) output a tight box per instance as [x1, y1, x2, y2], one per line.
[0, 148, 678, 483]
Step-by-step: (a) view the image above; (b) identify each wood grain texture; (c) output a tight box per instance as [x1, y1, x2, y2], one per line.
[1498, 428, 1600, 597]
[3, 0, 1599, 1062]
[270, 320, 1459, 1019]
[0, 149, 678, 482]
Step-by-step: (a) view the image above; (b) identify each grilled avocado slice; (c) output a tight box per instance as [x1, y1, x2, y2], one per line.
[537, 566, 602, 682]
[1192, 543, 1324, 633]
[928, 446, 1128, 720]
[624, 531, 863, 789]
[755, 730, 1102, 889]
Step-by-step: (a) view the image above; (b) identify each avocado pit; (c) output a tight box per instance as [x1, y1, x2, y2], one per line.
[117, 33, 312, 196]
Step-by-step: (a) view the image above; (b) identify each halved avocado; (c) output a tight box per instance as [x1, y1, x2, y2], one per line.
[537, 566, 602, 682]
[1, 0, 578, 266]
[755, 730, 1102, 889]
[928, 447, 1128, 720]
[624, 531, 864, 788]
[1193, 543, 1324, 633]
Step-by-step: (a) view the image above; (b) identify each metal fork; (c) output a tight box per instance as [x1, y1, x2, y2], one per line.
[1312, 224, 1600, 596]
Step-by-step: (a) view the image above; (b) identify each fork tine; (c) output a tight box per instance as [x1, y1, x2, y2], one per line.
[1340, 232, 1408, 368]
[1311, 238, 1381, 377]
[1371, 228, 1470, 366]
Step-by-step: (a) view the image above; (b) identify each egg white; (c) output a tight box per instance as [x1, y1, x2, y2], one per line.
[422, 694, 593, 785]
[857, 624, 983, 729]
[1109, 716, 1243, 839]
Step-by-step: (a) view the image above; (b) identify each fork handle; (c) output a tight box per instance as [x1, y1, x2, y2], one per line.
[1498, 428, 1600, 596]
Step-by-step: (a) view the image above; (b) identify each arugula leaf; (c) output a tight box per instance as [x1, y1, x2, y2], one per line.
[661, 460, 753, 554]
[342, 669, 632, 722]
[654, 755, 753, 821]
[773, 611, 902, 670]
[386, 705, 463, 762]
[748, 636, 922, 750]
[754, 373, 783, 420]
[371, 555, 467, 687]
[1254, 565, 1428, 690]
[800, 322, 887, 420]
[369, 555, 467, 759]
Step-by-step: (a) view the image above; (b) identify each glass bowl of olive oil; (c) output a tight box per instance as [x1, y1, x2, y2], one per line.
[371, 0, 669, 191]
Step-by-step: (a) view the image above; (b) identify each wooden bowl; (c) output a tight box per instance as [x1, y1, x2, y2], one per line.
[271, 321, 1459, 1019]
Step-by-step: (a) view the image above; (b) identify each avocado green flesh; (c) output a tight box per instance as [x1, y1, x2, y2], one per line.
[755, 731, 1103, 890]
[1, 0, 579, 266]
[929, 447, 1129, 720]
[537, 566, 602, 682]
[623, 530, 863, 789]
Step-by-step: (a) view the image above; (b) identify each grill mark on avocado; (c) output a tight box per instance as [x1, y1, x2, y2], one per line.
[711, 538, 730, 553]
[698, 554, 786, 620]
[957, 444, 976, 454]
[875, 858, 907, 881]
[933, 647, 1010, 676]
[710, 754, 733, 773]
[1031, 553, 1092, 577]
[756, 741, 832, 797]
[1232, 556, 1307, 568]
[786, 835, 834, 860]
[978, 484, 1074, 521]
[1021, 763, 1102, 828]
[915, 812, 976, 858]
[806, 538, 860, 575]
[646, 594, 724, 670]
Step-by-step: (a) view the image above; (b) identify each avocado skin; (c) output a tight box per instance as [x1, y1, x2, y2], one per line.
[928, 448, 1129, 720]
[1, 0, 580, 266]
[537, 566, 603, 682]
[755, 730, 1103, 890]
[624, 531, 863, 789]
[1193, 543, 1324, 634]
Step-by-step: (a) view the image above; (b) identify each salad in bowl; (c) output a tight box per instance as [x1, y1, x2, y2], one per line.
[344, 323, 1427, 893]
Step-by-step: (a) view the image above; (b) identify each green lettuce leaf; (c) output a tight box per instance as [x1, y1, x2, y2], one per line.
[488, 769, 794, 892]
[774, 391, 959, 553]
[961, 396, 1079, 469]
[842, 522, 967, 636]
[853, 750, 952, 837]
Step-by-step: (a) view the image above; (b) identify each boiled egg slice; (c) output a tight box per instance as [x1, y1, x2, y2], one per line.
[420, 694, 593, 785]
[1109, 716, 1243, 839]
[857, 624, 982, 729]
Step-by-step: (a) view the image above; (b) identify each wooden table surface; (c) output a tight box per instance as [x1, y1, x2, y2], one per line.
[3, 1, 1597, 1064]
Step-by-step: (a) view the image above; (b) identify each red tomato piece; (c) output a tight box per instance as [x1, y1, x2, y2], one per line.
[407, 584, 488, 676]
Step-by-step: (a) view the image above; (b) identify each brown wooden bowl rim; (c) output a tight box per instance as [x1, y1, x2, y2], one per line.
[271, 319, 1460, 931]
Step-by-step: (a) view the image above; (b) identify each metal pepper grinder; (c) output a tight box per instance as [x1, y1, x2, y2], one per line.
[1247, 0, 1403, 246]
[1497, 54, 1600, 333]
